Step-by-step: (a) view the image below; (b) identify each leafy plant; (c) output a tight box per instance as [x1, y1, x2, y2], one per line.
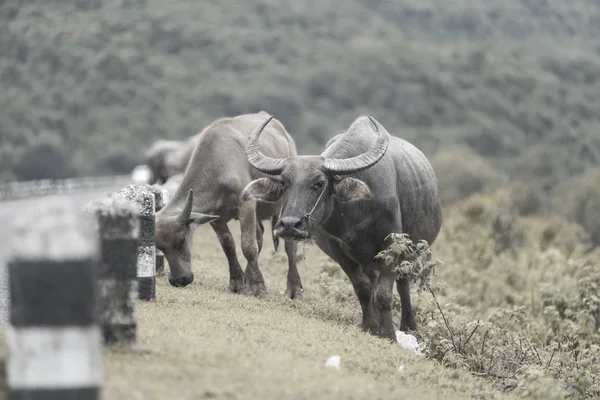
[377, 231, 600, 399]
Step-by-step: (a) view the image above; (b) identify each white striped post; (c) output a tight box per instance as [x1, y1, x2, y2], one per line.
[84, 196, 140, 344]
[155, 248, 165, 276]
[115, 185, 156, 301]
[145, 185, 165, 276]
[6, 197, 102, 399]
[145, 184, 164, 212]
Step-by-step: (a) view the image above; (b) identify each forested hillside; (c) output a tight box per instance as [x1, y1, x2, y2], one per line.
[1, 0, 599, 189]
[2, 2, 599, 396]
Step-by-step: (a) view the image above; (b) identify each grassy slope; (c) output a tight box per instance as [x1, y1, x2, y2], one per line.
[2, 0, 600, 186]
[0, 222, 514, 400]
[100, 222, 516, 400]
[0, 197, 597, 397]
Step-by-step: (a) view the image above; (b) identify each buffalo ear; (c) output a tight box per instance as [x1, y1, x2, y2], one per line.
[333, 177, 373, 202]
[188, 212, 219, 226]
[241, 178, 284, 202]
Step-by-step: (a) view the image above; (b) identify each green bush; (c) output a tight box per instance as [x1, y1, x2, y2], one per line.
[14, 131, 73, 180]
[537, 218, 593, 258]
[378, 228, 600, 398]
[430, 147, 507, 206]
[508, 181, 546, 216]
[555, 169, 600, 245]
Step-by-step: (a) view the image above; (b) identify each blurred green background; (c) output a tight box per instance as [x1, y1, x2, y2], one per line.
[1, 1, 599, 230]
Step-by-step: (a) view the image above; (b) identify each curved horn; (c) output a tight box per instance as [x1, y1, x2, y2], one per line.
[323, 116, 390, 175]
[178, 189, 194, 225]
[245, 115, 286, 175]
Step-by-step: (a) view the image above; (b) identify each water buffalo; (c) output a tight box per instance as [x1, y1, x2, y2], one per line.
[154, 112, 303, 299]
[164, 133, 202, 177]
[156, 173, 184, 206]
[145, 139, 183, 184]
[145, 132, 203, 185]
[241, 115, 442, 340]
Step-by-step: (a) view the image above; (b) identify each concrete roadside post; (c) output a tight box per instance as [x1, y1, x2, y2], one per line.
[84, 195, 140, 344]
[115, 186, 156, 301]
[6, 197, 102, 399]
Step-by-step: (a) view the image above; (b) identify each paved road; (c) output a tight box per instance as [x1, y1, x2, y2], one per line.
[0, 187, 125, 325]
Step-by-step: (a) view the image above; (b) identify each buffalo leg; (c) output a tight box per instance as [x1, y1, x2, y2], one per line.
[335, 258, 379, 334]
[397, 247, 421, 332]
[374, 265, 397, 341]
[239, 201, 268, 297]
[210, 221, 245, 293]
[284, 240, 303, 300]
[397, 277, 417, 332]
[366, 269, 379, 286]
[256, 221, 264, 253]
[271, 215, 280, 252]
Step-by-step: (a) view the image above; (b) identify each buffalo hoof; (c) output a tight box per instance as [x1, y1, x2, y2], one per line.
[400, 319, 417, 333]
[377, 329, 397, 343]
[246, 282, 268, 298]
[356, 322, 379, 335]
[285, 285, 304, 301]
[228, 278, 245, 294]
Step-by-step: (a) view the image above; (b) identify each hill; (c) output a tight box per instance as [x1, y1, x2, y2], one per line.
[1, 0, 599, 191]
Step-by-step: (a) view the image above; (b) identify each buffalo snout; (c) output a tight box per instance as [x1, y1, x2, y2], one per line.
[169, 273, 194, 287]
[273, 216, 311, 240]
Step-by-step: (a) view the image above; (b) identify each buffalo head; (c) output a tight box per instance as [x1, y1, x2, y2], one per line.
[241, 115, 390, 241]
[155, 189, 219, 287]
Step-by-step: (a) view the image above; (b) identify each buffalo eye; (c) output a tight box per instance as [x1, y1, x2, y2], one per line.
[312, 180, 325, 191]
[270, 178, 285, 189]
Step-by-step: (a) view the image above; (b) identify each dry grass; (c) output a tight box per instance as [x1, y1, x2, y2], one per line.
[5, 198, 596, 398]
[22, 222, 516, 400]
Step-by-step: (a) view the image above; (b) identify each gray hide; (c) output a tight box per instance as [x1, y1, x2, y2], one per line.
[164, 133, 202, 178]
[155, 112, 303, 299]
[241, 114, 442, 340]
[144, 139, 183, 185]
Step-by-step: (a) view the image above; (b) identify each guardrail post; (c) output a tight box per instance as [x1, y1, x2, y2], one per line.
[115, 185, 156, 301]
[6, 197, 102, 399]
[84, 196, 140, 344]
[0, 174, 133, 202]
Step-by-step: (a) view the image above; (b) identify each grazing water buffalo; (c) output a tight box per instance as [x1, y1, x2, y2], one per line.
[156, 173, 184, 206]
[145, 132, 203, 185]
[241, 115, 442, 340]
[155, 112, 303, 299]
[145, 139, 183, 184]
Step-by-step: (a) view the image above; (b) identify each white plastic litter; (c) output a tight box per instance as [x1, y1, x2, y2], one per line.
[395, 331, 424, 356]
[324, 355, 341, 370]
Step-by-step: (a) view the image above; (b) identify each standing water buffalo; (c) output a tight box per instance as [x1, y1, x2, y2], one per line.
[154, 112, 303, 299]
[241, 115, 442, 340]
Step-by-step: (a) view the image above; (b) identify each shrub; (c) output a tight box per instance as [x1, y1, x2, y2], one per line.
[537, 218, 593, 258]
[555, 169, 600, 245]
[378, 232, 600, 399]
[430, 146, 507, 206]
[508, 180, 546, 216]
[14, 131, 73, 180]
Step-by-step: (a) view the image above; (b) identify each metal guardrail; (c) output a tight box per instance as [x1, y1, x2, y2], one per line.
[0, 175, 133, 201]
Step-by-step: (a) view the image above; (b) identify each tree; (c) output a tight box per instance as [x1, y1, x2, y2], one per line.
[14, 131, 73, 180]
